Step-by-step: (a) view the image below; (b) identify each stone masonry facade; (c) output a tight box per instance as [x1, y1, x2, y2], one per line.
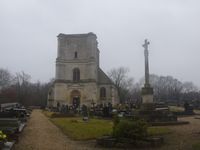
[47, 33, 119, 107]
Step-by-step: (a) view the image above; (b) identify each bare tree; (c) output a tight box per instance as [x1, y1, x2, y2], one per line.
[129, 82, 142, 104]
[108, 67, 134, 103]
[0, 68, 12, 89]
[0, 68, 55, 106]
[182, 82, 198, 93]
[14, 71, 31, 105]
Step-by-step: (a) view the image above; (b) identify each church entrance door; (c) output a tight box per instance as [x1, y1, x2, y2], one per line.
[72, 97, 80, 109]
[71, 90, 81, 109]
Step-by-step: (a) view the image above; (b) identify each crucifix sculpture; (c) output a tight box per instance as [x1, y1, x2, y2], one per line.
[143, 39, 150, 87]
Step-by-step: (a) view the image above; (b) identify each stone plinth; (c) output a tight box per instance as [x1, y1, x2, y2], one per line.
[141, 86, 153, 104]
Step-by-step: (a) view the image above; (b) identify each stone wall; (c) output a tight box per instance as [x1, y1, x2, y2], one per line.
[53, 82, 98, 107]
[57, 33, 98, 62]
[56, 33, 98, 82]
[53, 82, 119, 107]
[56, 61, 97, 81]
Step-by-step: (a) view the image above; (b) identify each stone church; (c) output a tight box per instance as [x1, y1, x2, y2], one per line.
[47, 32, 119, 107]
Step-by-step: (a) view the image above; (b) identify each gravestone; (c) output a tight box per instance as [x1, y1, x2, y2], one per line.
[184, 102, 194, 115]
[82, 105, 89, 121]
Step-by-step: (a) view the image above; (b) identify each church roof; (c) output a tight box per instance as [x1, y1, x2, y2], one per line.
[98, 68, 113, 85]
[57, 32, 96, 38]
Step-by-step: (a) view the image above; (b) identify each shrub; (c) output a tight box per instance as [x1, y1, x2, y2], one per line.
[113, 118, 148, 141]
[113, 115, 120, 129]
[0, 131, 7, 141]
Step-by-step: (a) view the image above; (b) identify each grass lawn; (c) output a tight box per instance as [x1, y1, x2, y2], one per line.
[147, 126, 171, 136]
[43, 111, 171, 141]
[192, 143, 200, 150]
[51, 117, 113, 140]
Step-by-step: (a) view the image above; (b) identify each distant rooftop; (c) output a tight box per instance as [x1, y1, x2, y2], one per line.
[57, 32, 96, 38]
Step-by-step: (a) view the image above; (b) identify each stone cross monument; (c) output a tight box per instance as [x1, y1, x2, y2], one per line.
[143, 39, 150, 88]
[141, 39, 154, 104]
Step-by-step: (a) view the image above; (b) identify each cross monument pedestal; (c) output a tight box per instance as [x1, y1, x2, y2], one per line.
[137, 39, 178, 123]
[141, 39, 154, 106]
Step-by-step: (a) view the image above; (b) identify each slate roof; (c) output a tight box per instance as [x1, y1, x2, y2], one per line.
[98, 68, 113, 85]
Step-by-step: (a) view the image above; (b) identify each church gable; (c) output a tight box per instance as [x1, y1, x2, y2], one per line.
[98, 68, 113, 85]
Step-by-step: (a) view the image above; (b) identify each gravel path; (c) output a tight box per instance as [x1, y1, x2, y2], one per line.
[14, 109, 98, 150]
[161, 116, 200, 150]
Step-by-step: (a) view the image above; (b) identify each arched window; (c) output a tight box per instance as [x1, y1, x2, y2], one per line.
[100, 87, 106, 98]
[74, 52, 78, 58]
[73, 68, 80, 82]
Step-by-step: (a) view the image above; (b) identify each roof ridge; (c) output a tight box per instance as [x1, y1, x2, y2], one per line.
[57, 32, 96, 38]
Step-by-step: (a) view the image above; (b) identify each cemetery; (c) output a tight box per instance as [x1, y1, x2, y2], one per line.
[2, 0, 200, 149]
[0, 102, 31, 149]
[38, 40, 200, 148]
[0, 35, 199, 150]
[42, 101, 200, 149]
[38, 99, 200, 149]
[37, 38, 200, 149]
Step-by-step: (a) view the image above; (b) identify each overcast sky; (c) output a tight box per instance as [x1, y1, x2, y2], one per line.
[1, 0, 200, 87]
